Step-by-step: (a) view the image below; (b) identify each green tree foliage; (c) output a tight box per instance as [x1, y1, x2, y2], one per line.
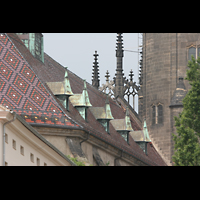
[172, 55, 200, 166]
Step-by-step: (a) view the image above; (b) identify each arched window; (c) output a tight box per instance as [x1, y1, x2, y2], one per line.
[152, 104, 163, 125]
[188, 47, 196, 60]
[198, 47, 200, 58]
[152, 105, 156, 125]
[158, 105, 163, 124]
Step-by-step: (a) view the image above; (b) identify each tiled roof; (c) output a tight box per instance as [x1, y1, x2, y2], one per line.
[42, 53, 167, 166]
[0, 33, 80, 128]
[0, 33, 167, 166]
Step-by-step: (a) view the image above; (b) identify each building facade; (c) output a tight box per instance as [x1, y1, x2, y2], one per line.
[139, 33, 200, 165]
[0, 105, 75, 166]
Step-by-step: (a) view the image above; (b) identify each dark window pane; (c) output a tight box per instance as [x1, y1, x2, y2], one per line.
[158, 105, 163, 124]
[198, 48, 200, 58]
[152, 106, 156, 125]
[188, 47, 196, 60]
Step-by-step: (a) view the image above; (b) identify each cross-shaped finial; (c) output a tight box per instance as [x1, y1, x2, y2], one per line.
[129, 69, 134, 82]
[105, 70, 110, 82]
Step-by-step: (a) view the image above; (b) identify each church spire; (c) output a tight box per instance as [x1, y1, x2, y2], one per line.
[114, 33, 125, 97]
[92, 51, 100, 89]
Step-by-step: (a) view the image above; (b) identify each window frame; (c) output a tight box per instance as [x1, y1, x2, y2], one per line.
[188, 46, 196, 61]
[152, 103, 163, 125]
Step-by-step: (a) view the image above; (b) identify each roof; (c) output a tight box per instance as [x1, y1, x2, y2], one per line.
[0, 33, 167, 166]
[42, 52, 166, 166]
[0, 33, 80, 129]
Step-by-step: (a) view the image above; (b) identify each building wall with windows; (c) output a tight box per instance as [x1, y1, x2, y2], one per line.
[140, 33, 200, 165]
[0, 105, 74, 166]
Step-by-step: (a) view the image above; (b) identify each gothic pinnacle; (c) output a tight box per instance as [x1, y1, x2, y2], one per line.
[92, 50, 100, 89]
[116, 33, 124, 58]
[115, 33, 125, 97]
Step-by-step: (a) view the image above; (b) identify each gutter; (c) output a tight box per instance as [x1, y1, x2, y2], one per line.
[83, 130, 153, 166]
[3, 111, 16, 166]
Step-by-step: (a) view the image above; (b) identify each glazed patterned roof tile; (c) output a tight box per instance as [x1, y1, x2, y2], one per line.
[0, 33, 80, 128]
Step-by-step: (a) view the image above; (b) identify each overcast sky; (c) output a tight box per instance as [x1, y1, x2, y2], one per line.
[42, 33, 142, 112]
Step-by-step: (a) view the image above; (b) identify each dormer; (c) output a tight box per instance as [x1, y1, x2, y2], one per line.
[46, 67, 74, 111]
[69, 80, 92, 121]
[129, 119, 151, 155]
[89, 94, 114, 134]
[110, 107, 133, 144]
[16, 33, 44, 63]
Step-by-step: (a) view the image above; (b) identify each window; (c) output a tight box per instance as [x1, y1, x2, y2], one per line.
[188, 46, 200, 60]
[12, 139, 16, 150]
[30, 153, 34, 163]
[152, 106, 156, 125]
[158, 105, 163, 124]
[37, 158, 40, 166]
[152, 104, 163, 125]
[188, 47, 196, 60]
[198, 47, 200, 58]
[20, 146, 24, 156]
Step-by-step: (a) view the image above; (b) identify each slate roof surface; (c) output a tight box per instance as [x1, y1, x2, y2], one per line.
[0, 33, 167, 166]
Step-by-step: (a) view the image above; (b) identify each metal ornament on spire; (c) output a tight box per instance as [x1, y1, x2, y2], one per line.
[92, 51, 100, 89]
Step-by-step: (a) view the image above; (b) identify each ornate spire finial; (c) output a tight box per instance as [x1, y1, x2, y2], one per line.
[114, 33, 125, 97]
[92, 50, 100, 89]
[64, 66, 74, 96]
[129, 69, 134, 82]
[116, 33, 124, 58]
[105, 70, 110, 82]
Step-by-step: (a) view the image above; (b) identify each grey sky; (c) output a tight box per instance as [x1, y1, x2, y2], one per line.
[42, 33, 141, 112]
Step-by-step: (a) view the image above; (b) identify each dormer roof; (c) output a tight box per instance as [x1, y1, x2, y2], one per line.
[110, 107, 133, 131]
[69, 80, 92, 107]
[46, 67, 74, 96]
[89, 94, 114, 120]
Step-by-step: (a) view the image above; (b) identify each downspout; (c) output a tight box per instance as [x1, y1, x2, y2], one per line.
[80, 132, 90, 146]
[3, 111, 16, 166]
[114, 149, 124, 166]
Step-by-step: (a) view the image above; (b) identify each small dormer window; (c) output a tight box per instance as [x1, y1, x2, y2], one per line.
[118, 131, 129, 144]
